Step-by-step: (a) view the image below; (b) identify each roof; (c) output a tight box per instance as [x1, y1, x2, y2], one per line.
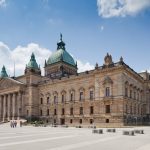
[27, 53, 39, 70]
[47, 34, 76, 67]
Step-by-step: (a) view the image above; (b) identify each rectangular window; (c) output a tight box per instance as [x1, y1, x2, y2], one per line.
[70, 119, 73, 124]
[47, 97, 50, 104]
[125, 88, 128, 97]
[70, 93, 73, 101]
[70, 108, 73, 115]
[134, 92, 136, 99]
[106, 105, 110, 113]
[80, 107, 83, 115]
[80, 119, 82, 124]
[106, 87, 110, 97]
[90, 106, 94, 114]
[54, 109, 57, 115]
[41, 98, 43, 104]
[130, 90, 132, 98]
[90, 91, 94, 100]
[47, 109, 49, 116]
[62, 108, 65, 115]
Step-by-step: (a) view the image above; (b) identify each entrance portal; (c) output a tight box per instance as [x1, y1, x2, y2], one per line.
[60, 118, 65, 125]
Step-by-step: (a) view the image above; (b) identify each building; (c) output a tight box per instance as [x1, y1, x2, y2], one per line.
[0, 35, 150, 127]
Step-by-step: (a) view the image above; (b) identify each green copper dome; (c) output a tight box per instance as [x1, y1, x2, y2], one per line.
[47, 34, 76, 67]
[27, 53, 39, 70]
[0, 65, 8, 78]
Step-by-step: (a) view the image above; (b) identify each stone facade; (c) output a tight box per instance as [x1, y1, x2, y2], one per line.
[0, 37, 150, 127]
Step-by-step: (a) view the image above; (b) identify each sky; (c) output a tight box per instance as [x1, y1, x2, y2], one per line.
[0, 0, 150, 76]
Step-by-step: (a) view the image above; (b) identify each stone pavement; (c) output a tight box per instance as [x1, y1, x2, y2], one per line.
[0, 124, 150, 150]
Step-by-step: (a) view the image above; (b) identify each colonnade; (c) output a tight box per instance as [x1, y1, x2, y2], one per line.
[0, 92, 23, 122]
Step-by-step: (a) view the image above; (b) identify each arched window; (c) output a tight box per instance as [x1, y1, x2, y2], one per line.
[103, 76, 113, 97]
[105, 87, 110, 97]
[70, 89, 75, 102]
[53, 91, 58, 104]
[61, 90, 66, 103]
[79, 88, 85, 101]
[89, 87, 94, 100]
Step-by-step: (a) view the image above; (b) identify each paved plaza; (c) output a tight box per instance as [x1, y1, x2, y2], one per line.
[0, 124, 150, 150]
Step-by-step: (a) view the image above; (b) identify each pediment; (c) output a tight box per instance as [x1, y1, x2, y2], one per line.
[0, 77, 24, 90]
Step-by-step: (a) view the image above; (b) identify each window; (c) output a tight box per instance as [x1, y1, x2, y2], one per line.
[125, 88, 128, 97]
[137, 93, 139, 100]
[90, 119, 93, 124]
[54, 96, 57, 104]
[47, 97, 50, 104]
[27, 110, 29, 116]
[90, 106, 94, 114]
[70, 93, 73, 101]
[80, 92, 84, 101]
[54, 109, 57, 115]
[62, 95, 64, 103]
[130, 90, 132, 98]
[80, 107, 83, 115]
[106, 105, 110, 113]
[40, 109, 43, 116]
[40, 98, 43, 104]
[70, 108, 73, 115]
[80, 119, 82, 124]
[90, 91, 94, 100]
[105, 87, 110, 97]
[62, 108, 65, 115]
[70, 119, 73, 124]
[106, 119, 109, 123]
[134, 92, 136, 99]
[47, 109, 49, 116]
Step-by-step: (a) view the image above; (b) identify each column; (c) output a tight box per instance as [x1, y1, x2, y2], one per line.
[17, 92, 22, 120]
[7, 94, 11, 121]
[12, 93, 16, 120]
[0, 95, 2, 122]
[3, 95, 6, 122]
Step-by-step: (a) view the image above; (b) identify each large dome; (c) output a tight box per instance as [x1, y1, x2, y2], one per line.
[47, 34, 76, 67]
[47, 48, 76, 66]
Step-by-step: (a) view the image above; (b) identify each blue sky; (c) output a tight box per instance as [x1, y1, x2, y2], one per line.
[0, 0, 150, 76]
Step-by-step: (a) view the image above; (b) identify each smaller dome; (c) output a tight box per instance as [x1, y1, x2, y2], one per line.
[27, 53, 39, 70]
[0, 65, 8, 78]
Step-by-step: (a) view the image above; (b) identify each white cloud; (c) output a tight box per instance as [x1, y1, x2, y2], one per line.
[0, 42, 94, 76]
[0, 42, 51, 76]
[97, 0, 150, 18]
[0, 0, 6, 7]
[77, 60, 94, 73]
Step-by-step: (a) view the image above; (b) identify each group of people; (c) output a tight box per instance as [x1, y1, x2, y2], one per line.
[10, 120, 23, 128]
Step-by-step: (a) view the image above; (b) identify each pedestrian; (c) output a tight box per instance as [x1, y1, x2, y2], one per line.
[20, 121, 22, 127]
[10, 121, 13, 128]
[14, 120, 17, 128]
[12, 121, 15, 128]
